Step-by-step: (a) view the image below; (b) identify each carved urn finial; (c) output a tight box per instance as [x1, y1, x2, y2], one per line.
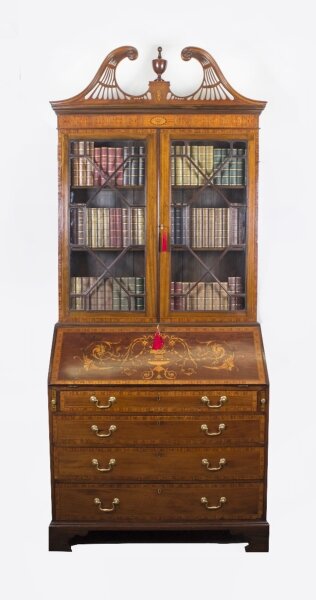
[152, 46, 167, 81]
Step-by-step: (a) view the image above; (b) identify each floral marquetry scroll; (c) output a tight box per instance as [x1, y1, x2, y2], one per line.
[78, 334, 235, 380]
[51, 46, 266, 114]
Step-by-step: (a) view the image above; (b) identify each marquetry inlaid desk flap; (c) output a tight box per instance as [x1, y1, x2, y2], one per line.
[48, 325, 268, 386]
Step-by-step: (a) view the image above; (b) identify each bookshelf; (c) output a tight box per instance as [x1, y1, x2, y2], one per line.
[49, 46, 269, 552]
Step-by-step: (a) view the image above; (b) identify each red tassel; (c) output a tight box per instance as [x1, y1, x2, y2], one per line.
[152, 325, 164, 350]
[160, 227, 168, 252]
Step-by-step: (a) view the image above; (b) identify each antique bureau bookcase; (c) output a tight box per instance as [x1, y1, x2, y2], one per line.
[48, 46, 269, 552]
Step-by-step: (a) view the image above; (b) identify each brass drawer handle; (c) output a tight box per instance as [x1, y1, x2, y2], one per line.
[201, 423, 226, 436]
[90, 395, 116, 409]
[201, 496, 227, 510]
[94, 497, 120, 512]
[201, 395, 227, 408]
[92, 458, 116, 472]
[202, 457, 226, 471]
[91, 424, 117, 437]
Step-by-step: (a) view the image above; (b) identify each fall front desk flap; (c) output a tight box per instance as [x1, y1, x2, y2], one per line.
[49, 325, 268, 386]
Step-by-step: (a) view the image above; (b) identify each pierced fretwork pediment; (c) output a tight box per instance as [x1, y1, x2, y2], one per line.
[51, 46, 266, 114]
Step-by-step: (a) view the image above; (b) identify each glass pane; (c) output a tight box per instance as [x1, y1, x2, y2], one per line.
[170, 140, 247, 312]
[69, 140, 146, 311]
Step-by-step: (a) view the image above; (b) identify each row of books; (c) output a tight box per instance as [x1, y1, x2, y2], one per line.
[70, 277, 145, 311]
[71, 141, 145, 187]
[71, 206, 145, 247]
[170, 277, 243, 311]
[171, 145, 245, 186]
[171, 206, 245, 247]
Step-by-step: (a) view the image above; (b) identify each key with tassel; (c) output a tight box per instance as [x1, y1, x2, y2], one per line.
[152, 324, 164, 350]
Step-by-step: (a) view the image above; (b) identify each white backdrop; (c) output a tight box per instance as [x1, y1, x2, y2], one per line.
[1, 0, 315, 598]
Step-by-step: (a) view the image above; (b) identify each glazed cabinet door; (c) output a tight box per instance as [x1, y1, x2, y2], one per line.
[159, 129, 257, 323]
[59, 129, 158, 323]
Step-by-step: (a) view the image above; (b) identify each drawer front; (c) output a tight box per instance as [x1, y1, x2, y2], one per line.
[53, 415, 265, 446]
[54, 446, 265, 481]
[59, 389, 259, 414]
[55, 482, 264, 521]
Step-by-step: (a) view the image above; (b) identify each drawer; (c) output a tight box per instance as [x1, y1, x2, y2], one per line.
[58, 389, 260, 414]
[55, 482, 264, 521]
[53, 415, 265, 446]
[54, 446, 265, 481]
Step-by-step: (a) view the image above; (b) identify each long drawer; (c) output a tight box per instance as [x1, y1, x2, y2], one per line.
[53, 415, 265, 446]
[53, 446, 265, 481]
[58, 389, 260, 414]
[55, 482, 264, 521]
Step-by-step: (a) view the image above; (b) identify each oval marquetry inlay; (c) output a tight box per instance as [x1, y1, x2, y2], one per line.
[150, 116, 167, 125]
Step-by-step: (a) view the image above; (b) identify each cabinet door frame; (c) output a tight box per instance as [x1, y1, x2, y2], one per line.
[58, 128, 158, 323]
[159, 128, 258, 324]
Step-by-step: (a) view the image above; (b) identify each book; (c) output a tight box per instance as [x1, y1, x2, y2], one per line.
[97, 208, 104, 248]
[221, 149, 230, 185]
[135, 277, 145, 310]
[190, 146, 199, 185]
[187, 206, 245, 249]
[170, 278, 243, 311]
[86, 141, 94, 187]
[115, 147, 123, 186]
[213, 147, 222, 185]
[138, 145, 145, 186]
[171, 146, 176, 186]
[89, 277, 98, 310]
[136, 208, 145, 244]
[97, 278, 105, 310]
[71, 141, 95, 187]
[237, 148, 245, 185]
[123, 146, 130, 185]
[170, 281, 175, 310]
[90, 208, 98, 248]
[175, 145, 184, 185]
[197, 282, 205, 310]
[130, 147, 138, 186]
[103, 208, 110, 247]
[197, 145, 206, 185]
[174, 281, 183, 310]
[70, 276, 146, 311]
[120, 277, 130, 311]
[115, 208, 122, 248]
[208, 207, 215, 247]
[182, 146, 191, 186]
[107, 147, 116, 185]
[105, 278, 113, 310]
[228, 276, 243, 310]
[112, 278, 121, 310]
[174, 205, 183, 244]
[205, 145, 214, 182]
[229, 148, 238, 185]
[127, 277, 136, 311]
[202, 207, 209, 248]
[93, 147, 101, 186]
[100, 146, 108, 186]
[214, 207, 223, 247]
[228, 206, 239, 245]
